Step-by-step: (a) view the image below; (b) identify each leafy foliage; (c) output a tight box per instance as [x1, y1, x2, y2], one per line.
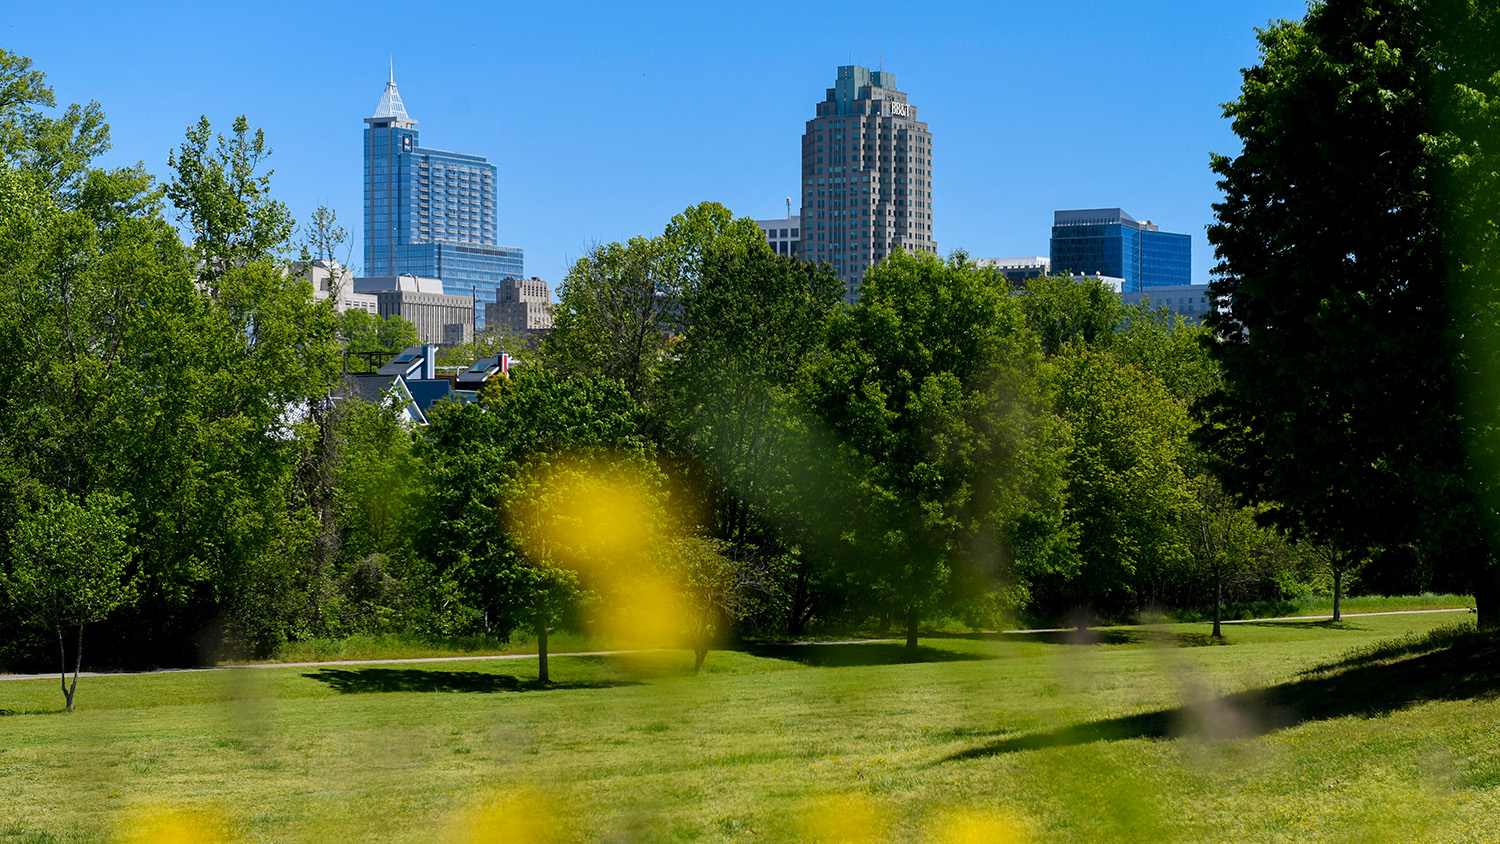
[1200, 0, 1500, 624]
[809, 252, 1069, 648]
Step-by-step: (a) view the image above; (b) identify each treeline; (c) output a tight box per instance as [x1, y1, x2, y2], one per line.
[0, 42, 1452, 676]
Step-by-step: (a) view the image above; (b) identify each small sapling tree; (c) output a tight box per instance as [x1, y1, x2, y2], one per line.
[4, 492, 135, 710]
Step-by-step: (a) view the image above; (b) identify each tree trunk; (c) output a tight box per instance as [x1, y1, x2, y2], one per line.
[57, 627, 71, 711]
[535, 591, 549, 685]
[1212, 563, 1223, 640]
[880, 593, 893, 633]
[693, 644, 708, 674]
[59, 624, 82, 711]
[905, 605, 920, 656]
[788, 563, 811, 636]
[1332, 564, 1343, 623]
[1472, 561, 1500, 631]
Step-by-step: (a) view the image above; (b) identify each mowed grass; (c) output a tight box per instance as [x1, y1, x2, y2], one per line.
[1, 612, 1497, 843]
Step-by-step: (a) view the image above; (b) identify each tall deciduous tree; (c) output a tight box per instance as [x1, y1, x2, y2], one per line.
[810, 252, 1068, 653]
[413, 366, 647, 647]
[544, 202, 767, 405]
[1, 57, 343, 664]
[1017, 274, 1125, 357]
[1202, 0, 1500, 626]
[1051, 346, 1191, 622]
[662, 245, 843, 632]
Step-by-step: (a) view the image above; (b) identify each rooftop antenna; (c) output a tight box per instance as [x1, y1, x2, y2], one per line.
[786, 196, 791, 218]
[389, 56, 395, 85]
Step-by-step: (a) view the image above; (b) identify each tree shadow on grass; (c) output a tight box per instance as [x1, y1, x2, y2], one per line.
[303, 668, 641, 695]
[956, 629, 1221, 648]
[940, 628, 1500, 763]
[744, 642, 996, 667]
[0, 707, 68, 717]
[1223, 619, 1360, 631]
[926, 629, 1223, 648]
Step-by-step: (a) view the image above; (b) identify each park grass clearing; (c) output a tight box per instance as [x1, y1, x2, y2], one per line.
[2, 613, 1497, 843]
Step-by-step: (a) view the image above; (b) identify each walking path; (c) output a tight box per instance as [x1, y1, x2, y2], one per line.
[0, 606, 1474, 682]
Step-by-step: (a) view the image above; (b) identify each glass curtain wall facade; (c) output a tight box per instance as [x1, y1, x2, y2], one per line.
[801, 65, 935, 301]
[364, 71, 522, 322]
[1049, 208, 1189, 292]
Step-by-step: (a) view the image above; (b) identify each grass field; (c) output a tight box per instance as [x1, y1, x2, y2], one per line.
[2, 612, 1497, 843]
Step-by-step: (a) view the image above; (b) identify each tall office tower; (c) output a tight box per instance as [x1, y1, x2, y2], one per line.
[801, 65, 935, 299]
[1049, 208, 1190, 293]
[364, 66, 523, 323]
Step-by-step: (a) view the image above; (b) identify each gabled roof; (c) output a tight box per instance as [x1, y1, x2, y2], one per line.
[341, 373, 427, 425]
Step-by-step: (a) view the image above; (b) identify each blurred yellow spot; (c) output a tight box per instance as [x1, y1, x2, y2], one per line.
[595, 570, 687, 647]
[799, 794, 886, 844]
[511, 455, 661, 578]
[929, 809, 1025, 844]
[509, 453, 699, 649]
[117, 804, 229, 844]
[448, 789, 566, 844]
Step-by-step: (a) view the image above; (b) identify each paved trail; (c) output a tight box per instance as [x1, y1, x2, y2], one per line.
[0, 607, 1474, 682]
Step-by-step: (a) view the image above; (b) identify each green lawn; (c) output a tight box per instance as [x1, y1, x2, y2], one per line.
[2, 613, 1497, 843]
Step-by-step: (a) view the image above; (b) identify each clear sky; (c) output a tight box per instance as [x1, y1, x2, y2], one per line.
[6, 0, 1311, 286]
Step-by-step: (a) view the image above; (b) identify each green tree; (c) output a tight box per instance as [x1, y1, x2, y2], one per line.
[1185, 473, 1274, 638]
[1017, 274, 1125, 357]
[0, 48, 108, 198]
[0, 59, 343, 664]
[299, 203, 350, 269]
[1050, 347, 1191, 623]
[166, 114, 292, 291]
[3, 491, 134, 709]
[1200, 0, 1500, 624]
[544, 202, 768, 405]
[661, 245, 844, 633]
[810, 252, 1068, 652]
[340, 309, 419, 372]
[412, 366, 646, 646]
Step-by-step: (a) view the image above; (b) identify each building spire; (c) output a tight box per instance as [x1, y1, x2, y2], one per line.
[373, 60, 410, 121]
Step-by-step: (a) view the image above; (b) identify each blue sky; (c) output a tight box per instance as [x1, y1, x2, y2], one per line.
[6, 0, 1311, 286]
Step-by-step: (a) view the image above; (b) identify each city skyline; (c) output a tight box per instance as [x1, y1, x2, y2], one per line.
[5, 0, 1311, 286]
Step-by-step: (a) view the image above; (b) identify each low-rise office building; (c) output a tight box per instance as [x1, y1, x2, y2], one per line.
[976, 256, 1051, 284]
[1129, 284, 1212, 323]
[354, 275, 474, 345]
[298, 260, 379, 314]
[756, 213, 801, 258]
[485, 276, 553, 338]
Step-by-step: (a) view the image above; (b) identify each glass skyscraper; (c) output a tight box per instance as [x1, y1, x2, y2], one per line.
[1049, 208, 1190, 293]
[364, 68, 522, 321]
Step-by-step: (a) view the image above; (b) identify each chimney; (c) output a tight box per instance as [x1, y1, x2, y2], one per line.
[422, 344, 437, 380]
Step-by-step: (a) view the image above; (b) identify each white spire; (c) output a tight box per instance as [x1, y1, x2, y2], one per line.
[374, 59, 410, 120]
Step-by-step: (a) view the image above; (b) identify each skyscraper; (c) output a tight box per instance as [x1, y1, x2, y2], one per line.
[801, 65, 935, 299]
[1048, 208, 1190, 293]
[363, 66, 523, 321]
